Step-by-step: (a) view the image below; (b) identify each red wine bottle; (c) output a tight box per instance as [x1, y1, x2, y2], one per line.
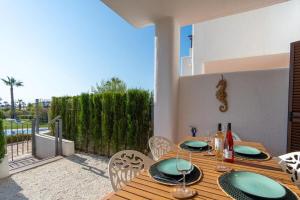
[224, 123, 234, 163]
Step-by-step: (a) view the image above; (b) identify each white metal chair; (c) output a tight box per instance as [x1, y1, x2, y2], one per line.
[278, 152, 300, 188]
[108, 150, 154, 192]
[148, 136, 174, 161]
[232, 132, 242, 141]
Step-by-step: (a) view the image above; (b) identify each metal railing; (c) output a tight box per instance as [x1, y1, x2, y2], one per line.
[4, 120, 34, 161]
[49, 115, 63, 156]
[3, 117, 63, 161]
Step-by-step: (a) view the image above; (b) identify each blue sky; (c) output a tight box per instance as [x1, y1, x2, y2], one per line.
[0, 0, 191, 103]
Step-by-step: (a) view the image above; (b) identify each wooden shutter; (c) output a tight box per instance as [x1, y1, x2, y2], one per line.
[288, 41, 300, 152]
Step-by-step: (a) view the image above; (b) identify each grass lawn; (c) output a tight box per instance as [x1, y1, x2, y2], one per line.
[3, 119, 48, 129]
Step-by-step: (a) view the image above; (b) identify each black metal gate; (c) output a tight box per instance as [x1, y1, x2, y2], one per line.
[4, 119, 35, 161]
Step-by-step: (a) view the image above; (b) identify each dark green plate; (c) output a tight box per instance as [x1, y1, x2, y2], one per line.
[156, 158, 193, 176]
[235, 151, 270, 160]
[180, 143, 212, 152]
[149, 160, 202, 185]
[219, 171, 297, 200]
[234, 145, 261, 155]
[183, 140, 208, 148]
[227, 171, 286, 199]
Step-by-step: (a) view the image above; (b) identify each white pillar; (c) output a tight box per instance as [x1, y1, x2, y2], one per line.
[154, 17, 180, 142]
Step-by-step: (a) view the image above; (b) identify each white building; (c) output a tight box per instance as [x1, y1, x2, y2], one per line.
[103, 0, 299, 155]
[181, 0, 300, 76]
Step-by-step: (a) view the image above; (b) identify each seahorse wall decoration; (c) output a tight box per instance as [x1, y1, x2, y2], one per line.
[216, 75, 228, 112]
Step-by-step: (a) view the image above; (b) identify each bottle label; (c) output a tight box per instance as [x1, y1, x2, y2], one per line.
[215, 138, 222, 150]
[224, 149, 233, 159]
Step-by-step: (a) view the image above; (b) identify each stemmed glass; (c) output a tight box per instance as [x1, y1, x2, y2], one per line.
[205, 130, 213, 155]
[216, 123, 230, 172]
[172, 150, 195, 198]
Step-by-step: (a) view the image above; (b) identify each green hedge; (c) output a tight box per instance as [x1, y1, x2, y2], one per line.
[0, 119, 5, 161]
[6, 134, 31, 144]
[50, 89, 153, 156]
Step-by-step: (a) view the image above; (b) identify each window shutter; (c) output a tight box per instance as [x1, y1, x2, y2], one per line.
[288, 41, 300, 152]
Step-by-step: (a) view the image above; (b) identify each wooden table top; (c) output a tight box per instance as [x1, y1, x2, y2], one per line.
[107, 138, 300, 200]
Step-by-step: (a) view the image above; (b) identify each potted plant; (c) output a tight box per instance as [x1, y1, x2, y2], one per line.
[0, 119, 9, 179]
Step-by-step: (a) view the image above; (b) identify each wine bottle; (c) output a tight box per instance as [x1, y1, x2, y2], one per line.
[224, 123, 234, 163]
[214, 123, 224, 161]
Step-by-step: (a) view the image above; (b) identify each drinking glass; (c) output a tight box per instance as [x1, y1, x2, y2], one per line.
[172, 150, 195, 198]
[216, 124, 230, 172]
[216, 140, 227, 171]
[205, 130, 213, 155]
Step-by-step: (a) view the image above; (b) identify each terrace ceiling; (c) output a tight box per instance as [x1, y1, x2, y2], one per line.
[101, 0, 288, 28]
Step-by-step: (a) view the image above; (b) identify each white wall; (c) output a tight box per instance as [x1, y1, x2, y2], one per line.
[181, 56, 192, 76]
[203, 53, 289, 74]
[35, 132, 75, 159]
[178, 68, 289, 156]
[193, 0, 300, 74]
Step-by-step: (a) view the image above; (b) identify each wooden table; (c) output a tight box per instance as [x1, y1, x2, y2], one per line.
[106, 138, 300, 200]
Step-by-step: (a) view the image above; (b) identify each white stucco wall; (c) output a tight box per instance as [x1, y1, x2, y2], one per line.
[193, 0, 300, 74]
[181, 56, 192, 76]
[35, 132, 75, 159]
[178, 68, 289, 156]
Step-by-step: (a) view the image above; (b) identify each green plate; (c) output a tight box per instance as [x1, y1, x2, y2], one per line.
[156, 158, 194, 176]
[227, 171, 286, 199]
[234, 145, 261, 155]
[183, 140, 208, 148]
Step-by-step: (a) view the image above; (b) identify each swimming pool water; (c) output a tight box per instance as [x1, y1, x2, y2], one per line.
[4, 128, 49, 135]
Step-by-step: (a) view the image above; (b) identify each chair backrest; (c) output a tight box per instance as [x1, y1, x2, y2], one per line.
[232, 132, 242, 141]
[278, 152, 300, 188]
[148, 136, 174, 161]
[108, 150, 154, 192]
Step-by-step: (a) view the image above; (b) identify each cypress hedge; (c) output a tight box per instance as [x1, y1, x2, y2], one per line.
[79, 93, 90, 152]
[92, 94, 102, 154]
[0, 119, 5, 162]
[50, 89, 153, 156]
[102, 92, 114, 156]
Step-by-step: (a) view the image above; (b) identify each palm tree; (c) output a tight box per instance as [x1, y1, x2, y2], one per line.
[1, 77, 23, 119]
[17, 99, 23, 110]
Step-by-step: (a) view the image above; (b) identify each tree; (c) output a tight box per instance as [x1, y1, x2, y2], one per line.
[1, 77, 23, 119]
[92, 77, 126, 93]
[17, 99, 23, 110]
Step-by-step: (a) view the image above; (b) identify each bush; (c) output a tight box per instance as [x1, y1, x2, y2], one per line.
[0, 119, 5, 162]
[71, 96, 79, 148]
[50, 89, 153, 156]
[79, 93, 90, 152]
[92, 94, 102, 154]
[18, 115, 33, 120]
[0, 110, 5, 119]
[102, 92, 114, 156]
[113, 92, 127, 152]
[6, 134, 31, 144]
[127, 90, 150, 153]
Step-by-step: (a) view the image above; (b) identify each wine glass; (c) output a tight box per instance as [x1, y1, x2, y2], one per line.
[205, 130, 213, 155]
[216, 124, 230, 172]
[172, 150, 195, 198]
